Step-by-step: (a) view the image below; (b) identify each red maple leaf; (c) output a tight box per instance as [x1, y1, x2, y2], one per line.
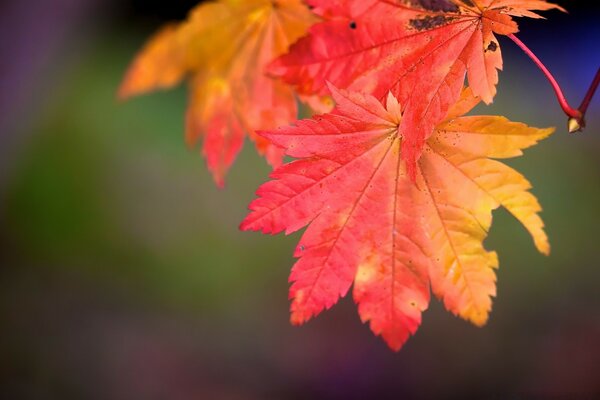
[241, 85, 552, 350]
[270, 0, 563, 178]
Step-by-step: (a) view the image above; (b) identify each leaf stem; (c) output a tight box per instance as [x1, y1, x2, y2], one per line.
[507, 34, 600, 132]
[507, 33, 581, 124]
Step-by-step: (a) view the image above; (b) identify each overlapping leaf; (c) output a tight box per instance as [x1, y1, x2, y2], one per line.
[241, 85, 552, 350]
[119, 0, 317, 186]
[270, 0, 562, 178]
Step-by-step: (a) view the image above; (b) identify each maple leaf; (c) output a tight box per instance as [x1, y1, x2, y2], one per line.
[270, 0, 563, 178]
[119, 0, 317, 186]
[241, 85, 552, 351]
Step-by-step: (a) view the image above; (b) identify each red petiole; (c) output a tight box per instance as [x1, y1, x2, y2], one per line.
[508, 33, 599, 133]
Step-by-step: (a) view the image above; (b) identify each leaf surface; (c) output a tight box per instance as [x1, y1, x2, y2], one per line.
[270, 0, 562, 178]
[241, 86, 552, 350]
[119, 0, 317, 186]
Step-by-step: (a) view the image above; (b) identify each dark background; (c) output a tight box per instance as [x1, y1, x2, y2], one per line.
[0, 1, 599, 399]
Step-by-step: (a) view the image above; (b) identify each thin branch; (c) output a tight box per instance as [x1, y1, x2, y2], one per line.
[578, 67, 600, 117]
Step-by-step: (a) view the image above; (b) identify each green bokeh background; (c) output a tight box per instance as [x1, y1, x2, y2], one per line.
[1, 2, 598, 398]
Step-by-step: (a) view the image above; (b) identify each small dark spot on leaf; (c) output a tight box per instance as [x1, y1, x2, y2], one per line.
[462, 0, 474, 6]
[409, 15, 453, 31]
[349, 21, 357, 30]
[486, 41, 498, 52]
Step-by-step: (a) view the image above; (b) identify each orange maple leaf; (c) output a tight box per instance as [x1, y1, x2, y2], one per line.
[270, 0, 563, 179]
[119, 0, 317, 186]
[241, 85, 552, 351]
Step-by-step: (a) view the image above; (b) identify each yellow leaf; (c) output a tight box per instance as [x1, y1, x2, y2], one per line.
[119, 0, 317, 186]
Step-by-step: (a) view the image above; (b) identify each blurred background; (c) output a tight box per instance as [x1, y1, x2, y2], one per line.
[0, 1, 598, 398]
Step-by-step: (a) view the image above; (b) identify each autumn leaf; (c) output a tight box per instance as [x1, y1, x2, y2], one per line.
[119, 0, 317, 186]
[241, 85, 552, 351]
[270, 0, 563, 178]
